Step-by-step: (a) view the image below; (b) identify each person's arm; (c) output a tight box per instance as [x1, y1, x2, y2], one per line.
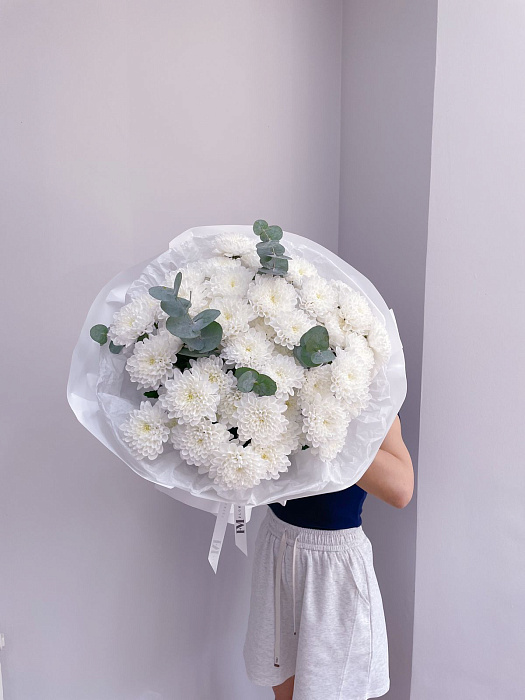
[356, 414, 414, 509]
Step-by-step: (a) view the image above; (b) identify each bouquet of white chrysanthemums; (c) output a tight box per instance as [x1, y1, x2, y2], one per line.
[87, 220, 393, 495]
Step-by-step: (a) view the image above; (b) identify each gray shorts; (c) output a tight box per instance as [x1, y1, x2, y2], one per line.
[243, 506, 390, 700]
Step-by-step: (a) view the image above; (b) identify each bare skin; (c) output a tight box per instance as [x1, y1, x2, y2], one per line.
[271, 414, 413, 699]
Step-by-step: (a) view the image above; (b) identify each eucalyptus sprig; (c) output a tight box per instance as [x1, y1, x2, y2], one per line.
[89, 324, 124, 354]
[293, 326, 335, 368]
[149, 272, 223, 358]
[252, 219, 291, 277]
[234, 367, 277, 397]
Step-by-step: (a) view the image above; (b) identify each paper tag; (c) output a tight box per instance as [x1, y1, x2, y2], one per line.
[234, 504, 248, 556]
[208, 502, 232, 573]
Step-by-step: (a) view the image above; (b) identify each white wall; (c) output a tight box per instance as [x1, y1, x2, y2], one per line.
[0, 2, 343, 698]
[339, 2, 437, 698]
[411, 1, 525, 697]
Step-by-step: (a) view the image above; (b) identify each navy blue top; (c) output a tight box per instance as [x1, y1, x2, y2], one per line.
[268, 483, 367, 530]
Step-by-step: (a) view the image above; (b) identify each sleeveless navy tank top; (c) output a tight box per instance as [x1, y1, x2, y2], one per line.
[268, 483, 367, 530]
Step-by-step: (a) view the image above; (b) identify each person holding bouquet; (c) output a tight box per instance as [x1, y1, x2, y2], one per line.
[243, 413, 413, 700]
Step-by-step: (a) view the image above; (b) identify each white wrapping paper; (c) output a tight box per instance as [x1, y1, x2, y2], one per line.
[67, 226, 407, 520]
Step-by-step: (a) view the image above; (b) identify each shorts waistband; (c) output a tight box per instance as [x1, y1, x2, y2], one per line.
[265, 505, 368, 551]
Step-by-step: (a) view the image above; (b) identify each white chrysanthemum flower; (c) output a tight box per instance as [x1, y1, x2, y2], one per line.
[189, 355, 235, 397]
[159, 368, 220, 425]
[297, 275, 338, 321]
[216, 388, 243, 429]
[260, 354, 305, 399]
[220, 328, 274, 369]
[209, 442, 268, 490]
[268, 309, 316, 350]
[344, 331, 375, 366]
[108, 292, 159, 348]
[323, 310, 348, 348]
[250, 315, 277, 340]
[337, 285, 374, 334]
[164, 263, 206, 293]
[202, 256, 242, 278]
[252, 443, 291, 479]
[367, 316, 392, 377]
[301, 396, 350, 451]
[119, 400, 170, 460]
[286, 257, 319, 287]
[330, 348, 371, 405]
[299, 364, 334, 406]
[240, 248, 261, 270]
[344, 390, 372, 421]
[125, 330, 182, 390]
[236, 393, 289, 445]
[317, 433, 347, 462]
[247, 275, 298, 319]
[206, 265, 254, 298]
[170, 419, 231, 472]
[213, 232, 255, 258]
[279, 397, 304, 454]
[210, 296, 256, 338]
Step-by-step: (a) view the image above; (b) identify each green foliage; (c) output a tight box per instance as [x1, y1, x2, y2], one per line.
[160, 297, 191, 318]
[293, 325, 335, 368]
[181, 321, 223, 353]
[143, 390, 159, 399]
[151, 271, 224, 357]
[109, 340, 124, 354]
[90, 324, 108, 345]
[252, 219, 290, 276]
[234, 367, 277, 396]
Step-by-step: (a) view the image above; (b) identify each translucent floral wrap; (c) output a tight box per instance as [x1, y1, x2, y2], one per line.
[67, 226, 407, 518]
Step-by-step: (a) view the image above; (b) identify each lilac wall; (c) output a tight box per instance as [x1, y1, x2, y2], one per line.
[0, 2, 343, 698]
[339, 2, 437, 698]
[411, 2, 525, 697]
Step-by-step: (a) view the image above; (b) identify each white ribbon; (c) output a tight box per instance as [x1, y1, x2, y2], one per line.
[234, 504, 248, 556]
[208, 503, 248, 573]
[208, 502, 232, 573]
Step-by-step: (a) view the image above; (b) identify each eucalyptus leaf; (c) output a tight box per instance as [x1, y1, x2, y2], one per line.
[236, 370, 258, 392]
[266, 225, 283, 241]
[293, 344, 317, 368]
[198, 321, 223, 351]
[311, 349, 335, 365]
[90, 324, 108, 345]
[272, 257, 289, 273]
[161, 297, 191, 318]
[268, 253, 291, 260]
[109, 340, 124, 354]
[166, 314, 200, 339]
[257, 241, 285, 257]
[177, 347, 216, 359]
[257, 265, 288, 277]
[183, 335, 206, 352]
[192, 308, 221, 331]
[235, 367, 254, 379]
[149, 286, 177, 302]
[172, 271, 182, 296]
[253, 219, 269, 236]
[253, 374, 277, 396]
[301, 325, 330, 353]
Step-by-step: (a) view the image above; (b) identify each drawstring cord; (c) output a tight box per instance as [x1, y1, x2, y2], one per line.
[274, 529, 300, 667]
